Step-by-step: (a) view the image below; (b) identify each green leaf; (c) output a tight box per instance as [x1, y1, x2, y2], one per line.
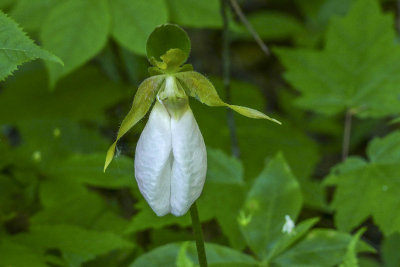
[0, 240, 48, 267]
[166, 0, 222, 28]
[124, 200, 192, 234]
[382, 233, 400, 267]
[191, 78, 323, 209]
[0, 0, 14, 8]
[267, 218, 320, 261]
[273, 229, 374, 267]
[175, 71, 280, 124]
[274, 0, 400, 118]
[206, 148, 243, 184]
[0, 66, 127, 124]
[239, 153, 303, 259]
[47, 153, 133, 189]
[293, 0, 355, 47]
[176, 242, 195, 267]
[0, 9, 62, 81]
[129, 242, 257, 267]
[231, 11, 304, 41]
[32, 179, 107, 227]
[104, 75, 165, 171]
[41, 0, 110, 87]
[10, 0, 59, 32]
[146, 24, 191, 64]
[326, 131, 400, 235]
[340, 228, 366, 267]
[203, 186, 246, 249]
[12, 224, 133, 266]
[13, 120, 109, 164]
[110, 0, 168, 55]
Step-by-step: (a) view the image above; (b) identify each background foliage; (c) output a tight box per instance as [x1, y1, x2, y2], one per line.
[1, 0, 400, 266]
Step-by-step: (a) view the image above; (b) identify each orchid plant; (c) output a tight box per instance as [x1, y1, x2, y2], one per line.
[103, 24, 280, 265]
[104, 24, 279, 215]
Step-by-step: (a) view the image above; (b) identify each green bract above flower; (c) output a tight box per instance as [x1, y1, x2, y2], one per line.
[103, 24, 280, 216]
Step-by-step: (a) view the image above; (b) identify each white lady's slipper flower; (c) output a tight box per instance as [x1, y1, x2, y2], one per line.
[103, 29, 280, 217]
[135, 76, 207, 216]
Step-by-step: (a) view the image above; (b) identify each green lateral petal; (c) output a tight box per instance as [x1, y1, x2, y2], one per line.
[104, 75, 165, 172]
[175, 71, 281, 124]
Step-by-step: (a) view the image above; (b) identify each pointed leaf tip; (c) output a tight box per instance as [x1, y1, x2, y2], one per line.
[175, 71, 281, 124]
[227, 104, 282, 124]
[104, 142, 117, 172]
[103, 76, 165, 171]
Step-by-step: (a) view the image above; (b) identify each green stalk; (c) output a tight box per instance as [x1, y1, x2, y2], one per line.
[190, 202, 208, 267]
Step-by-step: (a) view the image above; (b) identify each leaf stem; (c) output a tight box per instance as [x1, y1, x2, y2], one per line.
[221, 0, 240, 158]
[342, 109, 353, 161]
[229, 0, 270, 56]
[190, 202, 208, 267]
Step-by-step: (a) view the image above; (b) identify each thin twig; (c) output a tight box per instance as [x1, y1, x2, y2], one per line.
[190, 202, 208, 267]
[229, 0, 270, 56]
[221, 0, 240, 158]
[342, 109, 353, 161]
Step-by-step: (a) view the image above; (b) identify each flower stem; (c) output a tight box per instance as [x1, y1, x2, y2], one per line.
[190, 202, 208, 267]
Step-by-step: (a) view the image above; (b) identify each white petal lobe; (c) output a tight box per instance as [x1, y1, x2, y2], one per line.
[170, 108, 207, 216]
[134, 102, 172, 216]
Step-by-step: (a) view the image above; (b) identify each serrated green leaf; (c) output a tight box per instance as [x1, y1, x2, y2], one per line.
[0, 9, 62, 81]
[274, 0, 400, 118]
[41, 0, 110, 87]
[175, 71, 280, 124]
[273, 229, 374, 267]
[327, 131, 400, 235]
[166, 0, 222, 28]
[129, 242, 257, 267]
[110, 0, 168, 55]
[104, 75, 165, 171]
[12, 224, 133, 266]
[340, 228, 366, 267]
[239, 153, 303, 259]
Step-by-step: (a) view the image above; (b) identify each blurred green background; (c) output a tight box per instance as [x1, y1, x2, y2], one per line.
[1, 0, 400, 266]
